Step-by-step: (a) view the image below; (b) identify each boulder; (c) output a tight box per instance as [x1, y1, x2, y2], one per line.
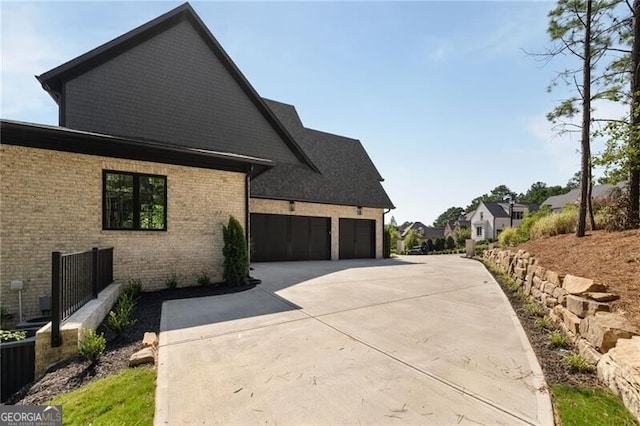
[584, 292, 620, 303]
[552, 287, 568, 300]
[562, 274, 608, 295]
[545, 297, 558, 308]
[579, 312, 638, 353]
[524, 276, 533, 295]
[562, 307, 582, 335]
[566, 295, 610, 318]
[597, 336, 640, 421]
[142, 332, 158, 349]
[129, 347, 156, 367]
[577, 338, 602, 365]
[533, 276, 543, 289]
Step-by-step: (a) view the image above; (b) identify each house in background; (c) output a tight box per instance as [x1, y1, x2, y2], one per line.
[0, 3, 393, 320]
[443, 213, 472, 238]
[398, 222, 444, 252]
[470, 202, 538, 241]
[542, 183, 623, 213]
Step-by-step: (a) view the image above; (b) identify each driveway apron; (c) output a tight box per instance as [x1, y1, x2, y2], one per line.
[155, 255, 553, 425]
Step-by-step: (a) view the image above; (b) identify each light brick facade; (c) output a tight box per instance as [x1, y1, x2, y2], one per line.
[249, 198, 384, 260]
[1, 144, 245, 319]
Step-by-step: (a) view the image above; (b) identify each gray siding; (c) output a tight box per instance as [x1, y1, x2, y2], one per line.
[64, 20, 299, 164]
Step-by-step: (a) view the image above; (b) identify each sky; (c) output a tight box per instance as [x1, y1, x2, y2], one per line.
[1, 1, 626, 225]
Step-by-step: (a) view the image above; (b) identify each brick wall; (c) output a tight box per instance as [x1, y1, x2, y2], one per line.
[249, 198, 384, 260]
[0, 144, 245, 319]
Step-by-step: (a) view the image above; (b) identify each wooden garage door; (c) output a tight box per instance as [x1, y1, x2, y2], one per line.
[339, 218, 375, 259]
[250, 214, 330, 262]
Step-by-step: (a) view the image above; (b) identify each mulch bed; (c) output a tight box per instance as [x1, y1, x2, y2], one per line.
[482, 261, 602, 389]
[7, 283, 255, 405]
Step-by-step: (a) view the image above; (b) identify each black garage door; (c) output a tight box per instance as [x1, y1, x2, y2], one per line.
[250, 214, 330, 262]
[339, 218, 375, 259]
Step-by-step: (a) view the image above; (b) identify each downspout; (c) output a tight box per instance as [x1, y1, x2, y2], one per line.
[383, 208, 391, 258]
[246, 165, 253, 264]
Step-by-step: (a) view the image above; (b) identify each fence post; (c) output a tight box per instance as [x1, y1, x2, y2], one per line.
[51, 251, 62, 348]
[92, 247, 99, 299]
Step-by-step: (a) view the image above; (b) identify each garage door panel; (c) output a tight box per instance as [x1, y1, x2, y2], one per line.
[339, 218, 375, 260]
[250, 214, 330, 262]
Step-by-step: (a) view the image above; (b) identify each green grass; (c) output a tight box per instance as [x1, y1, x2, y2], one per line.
[551, 384, 639, 426]
[48, 367, 155, 425]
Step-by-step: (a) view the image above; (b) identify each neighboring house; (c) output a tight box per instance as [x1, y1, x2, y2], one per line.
[443, 214, 471, 237]
[542, 184, 623, 213]
[398, 222, 444, 252]
[470, 202, 539, 241]
[0, 3, 393, 320]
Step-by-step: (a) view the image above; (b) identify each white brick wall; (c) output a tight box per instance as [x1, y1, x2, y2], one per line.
[1, 144, 245, 319]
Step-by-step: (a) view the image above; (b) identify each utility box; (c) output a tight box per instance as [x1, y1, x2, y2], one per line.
[465, 239, 475, 258]
[10, 280, 24, 290]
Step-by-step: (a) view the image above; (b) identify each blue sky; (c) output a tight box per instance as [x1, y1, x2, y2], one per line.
[1, 1, 616, 225]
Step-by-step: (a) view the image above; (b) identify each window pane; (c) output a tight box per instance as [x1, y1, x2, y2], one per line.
[139, 176, 166, 230]
[105, 173, 134, 229]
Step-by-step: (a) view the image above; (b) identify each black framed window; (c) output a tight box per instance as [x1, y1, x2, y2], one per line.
[103, 171, 167, 231]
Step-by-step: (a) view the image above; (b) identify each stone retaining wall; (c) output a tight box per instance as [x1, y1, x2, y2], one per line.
[483, 248, 640, 421]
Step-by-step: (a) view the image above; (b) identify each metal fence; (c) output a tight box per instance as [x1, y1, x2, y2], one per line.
[1, 337, 35, 402]
[51, 247, 114, 347]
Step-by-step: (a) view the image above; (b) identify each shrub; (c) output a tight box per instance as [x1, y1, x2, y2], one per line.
[535, 316, 553, 330]
[525, 301, 545, 317]
[166, 273, 178, 289]
[0, 329, 26, 342]
[445, 236, 456, 250]
[107, 293, 137, 337]
[563, 352, 594, 373]
[197, 271, 211, 286]
[530, 204, 577, 239]
[595, 187, 633, 231]
[498, 227, 527, 247]
[222, 216, 249, 287]
[383, 227, 392, 258]
[434, 238, 445, 251]
[122, 278, 142, 300]
[426, 239, 434, 252]
[549, 331, 568, 348]
[79, 328, 106, 363]
[453, 227, 471, 247]
[0, 307, 15, 330]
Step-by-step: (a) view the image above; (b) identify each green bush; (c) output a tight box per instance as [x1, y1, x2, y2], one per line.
[563, 352, 595, 373]
[0, 329, 26, 341]
[498, 227, 528, 247]
[530, 204, 577, 239]
[222, 216, 249, 287]
[426, 239, 434, 252]
[453, 227, 471, 247]
[549, 331, 568, 348]
[122, 278, 142, 300]
[445, 236, 456, 250]
[197, 271, 211, 286]
[166, 273, 178, 289]
[383, 227, 392, 258]
[434, 238, 445, 251]
[79, 328, 106, 363]
[107, 293, 137, 337]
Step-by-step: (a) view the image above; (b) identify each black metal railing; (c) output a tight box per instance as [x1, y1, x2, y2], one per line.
[51, 247, 114, 347]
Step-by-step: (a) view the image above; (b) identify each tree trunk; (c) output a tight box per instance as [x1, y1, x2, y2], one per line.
[588, 162, 596, 230]
[578, 0, 592, 238]
[630, 0, 640, 228]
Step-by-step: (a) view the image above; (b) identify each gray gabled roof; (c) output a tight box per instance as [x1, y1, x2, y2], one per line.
[251, 99, 394, 209]
[483, 202, 510, 218]
[542, 184, 620, 211]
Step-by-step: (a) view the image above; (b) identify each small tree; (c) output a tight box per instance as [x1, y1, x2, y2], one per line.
[453, 227, 471, 247]
[222, 216, 249, 286]
[383, 227, 392, 258]
[403, 229, 420, 251]
[426, 239, 434, 252]
[445, 236, 456, 250]
[434, 238, 445, 251]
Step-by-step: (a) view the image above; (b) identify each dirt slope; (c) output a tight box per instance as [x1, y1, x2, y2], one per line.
[516, 229, 640, 329]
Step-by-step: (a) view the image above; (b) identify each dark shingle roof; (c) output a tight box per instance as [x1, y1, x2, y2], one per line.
[251, 99, 394, 209]
[483, 202, 509, 218]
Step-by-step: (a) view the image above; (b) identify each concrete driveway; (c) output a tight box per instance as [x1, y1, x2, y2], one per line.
[155, 255, 553, 425]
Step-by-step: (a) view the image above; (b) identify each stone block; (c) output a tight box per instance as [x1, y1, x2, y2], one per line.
[579, 312, 639, 353]
[597, 336, 640, 421]
[531, 287, 543, 300]
[514, 266, 526, 280]
[563, 274, 608, 295]
[578, 338, 602, 365]
[584, 292, 620, 302]
[129, 347, 156, 367]
[545, 297, 558, 308]
[552, 287, 568, 299]
[142, 332, 158, 349]
[543, 281, 557, 295]
[533, 276, 543, 289]
[535, 266, 547, 279]
[524, 276, 533, 296]
[545, 270, 562, 286]
[560, 306, 581, 335]
[566, 295, 610, 318]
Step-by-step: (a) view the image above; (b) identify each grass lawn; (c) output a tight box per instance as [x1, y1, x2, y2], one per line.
[551, 384, 638, 426]
[48, 367, 155, 425]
